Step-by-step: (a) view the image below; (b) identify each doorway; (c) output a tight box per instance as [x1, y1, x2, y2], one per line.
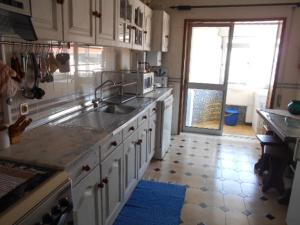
[182, 19, 284, 136]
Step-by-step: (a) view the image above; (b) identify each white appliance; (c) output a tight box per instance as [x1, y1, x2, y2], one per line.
[155, 94, 173, 159]
[287, 164, 300, 225]
[0, 0, 30, 15]
[125, 72, 154, 96]
[287, 154, 300, 225]
[0, 0, 37, 41]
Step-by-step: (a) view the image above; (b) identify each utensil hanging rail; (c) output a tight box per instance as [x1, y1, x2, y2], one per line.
[170, 2, 300, 10]
[0, 40, 71, 49]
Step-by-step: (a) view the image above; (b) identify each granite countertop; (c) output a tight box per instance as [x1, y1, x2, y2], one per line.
[257, 108, 300, 141]
[0, 88, 172, 170]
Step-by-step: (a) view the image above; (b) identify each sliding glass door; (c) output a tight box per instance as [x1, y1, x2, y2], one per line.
[183, 23, 234, 135]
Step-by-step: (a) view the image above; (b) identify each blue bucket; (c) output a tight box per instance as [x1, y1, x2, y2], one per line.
[225, 107, 240, 126]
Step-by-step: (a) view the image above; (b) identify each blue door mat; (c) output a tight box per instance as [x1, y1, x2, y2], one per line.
[114, 180, 187, 225]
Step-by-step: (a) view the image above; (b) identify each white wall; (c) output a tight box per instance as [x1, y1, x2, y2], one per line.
[150, 0, 300, 134]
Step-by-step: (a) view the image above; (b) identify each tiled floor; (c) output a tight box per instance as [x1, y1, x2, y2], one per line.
[194, 121, 256, 137]
[143, 133, 288, 225]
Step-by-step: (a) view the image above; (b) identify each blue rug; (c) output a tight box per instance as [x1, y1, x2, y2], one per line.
[114, 180, 187, 225]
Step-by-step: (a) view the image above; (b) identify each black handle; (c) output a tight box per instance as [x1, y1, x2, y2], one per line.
[31, 53, 39, 87]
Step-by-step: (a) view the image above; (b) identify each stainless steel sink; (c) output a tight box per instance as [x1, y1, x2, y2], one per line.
[98, 104, 136, 115]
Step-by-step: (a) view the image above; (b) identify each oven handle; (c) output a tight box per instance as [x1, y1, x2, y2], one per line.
[56, 212, 68, 225]
[56, 202, 73, 225]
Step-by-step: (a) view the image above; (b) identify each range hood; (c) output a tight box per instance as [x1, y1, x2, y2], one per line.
[0, 8, 37, 41]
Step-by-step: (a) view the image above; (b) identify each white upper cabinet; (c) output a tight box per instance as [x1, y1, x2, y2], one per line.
[131, 0, 144, 50]
[151, 10, 170, 52]
[31, 0, 63, 41]
[63, 0, 96, 44]
[96, 0, 117, 46]
[143, 4, 152, 51]
[30, 0, 152, 49]
[117, 0, 134, 48]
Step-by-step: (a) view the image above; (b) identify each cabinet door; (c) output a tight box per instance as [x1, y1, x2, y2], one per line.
[162, 11, 170, 52]
[101, 144, 123, 225]
[123, 132, 138, 200]
[72, 166, 100, 225]
[31, 0, 63, 40]
[63, 0, 96, 44]
[143, 4, 152, 51]
[117, 0, 134, 48]
[132, 0, 144, 50]
[147, 114, 156, 162]
[96, 0, 116, 46]
[137, 123, 148, 178]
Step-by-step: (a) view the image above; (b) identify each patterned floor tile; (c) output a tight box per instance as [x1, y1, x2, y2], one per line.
[143, 133, 287, 225]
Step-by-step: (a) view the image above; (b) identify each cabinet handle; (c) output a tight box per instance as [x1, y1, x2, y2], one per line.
[82, 165, 91, 171]
[144, 31, 147, 34]
[92, 11, 101, 17]
[152, 108, 156, 112]
[165, 35, 169, 38]
[111, 141, 118, 146]
[103, 177, 109, 184]
[149, 128, 152, 132]
[137, 139, 143, 145]
[129, 126, 135, 131]
[98, 182, 104, 189]
[57, 0, 64, 4]
[142, 115, 147, 120]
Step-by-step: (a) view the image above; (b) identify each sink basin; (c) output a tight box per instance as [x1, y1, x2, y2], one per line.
[99, 104, 136, 115]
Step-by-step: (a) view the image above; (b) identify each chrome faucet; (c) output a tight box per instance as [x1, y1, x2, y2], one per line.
[92, 80, 116, 107]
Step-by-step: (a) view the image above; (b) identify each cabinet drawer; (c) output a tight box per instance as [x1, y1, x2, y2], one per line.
[138, 110, 149, 126]
[149, 103, 157, 117]
[123, 119, 138, 140]
[68, 147, 99, 186]
[101, 130, 123, 161]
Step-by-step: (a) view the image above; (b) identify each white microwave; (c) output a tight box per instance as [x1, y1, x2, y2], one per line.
[0, 0, 31, 15]
[125, 72, 154, 96]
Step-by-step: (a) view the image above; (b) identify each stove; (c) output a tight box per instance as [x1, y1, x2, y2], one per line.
[0, 159, 55, 213]
[0, 160, 73, 225]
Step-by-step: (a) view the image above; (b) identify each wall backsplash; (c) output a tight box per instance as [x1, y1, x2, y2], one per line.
[0, 45, 131, 125]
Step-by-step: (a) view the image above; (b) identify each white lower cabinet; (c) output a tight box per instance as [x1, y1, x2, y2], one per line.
[72, 166, 101, 225]
[137, 122, 149, 178]
[72, 107, 157, 225]
[101, 144, 124, 225]
[124, 131, 139, 200]
[147, 114, 156, 162]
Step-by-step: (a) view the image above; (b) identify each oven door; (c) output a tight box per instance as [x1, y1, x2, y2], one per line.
[15, 174, 73, 225]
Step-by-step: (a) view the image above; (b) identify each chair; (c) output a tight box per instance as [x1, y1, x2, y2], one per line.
[254, 134, 283, 175]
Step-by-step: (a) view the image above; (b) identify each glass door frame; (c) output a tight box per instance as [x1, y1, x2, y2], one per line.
[182, 22, 234, 135]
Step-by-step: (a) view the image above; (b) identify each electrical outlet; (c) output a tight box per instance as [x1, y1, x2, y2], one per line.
[20, 103, 29, 115]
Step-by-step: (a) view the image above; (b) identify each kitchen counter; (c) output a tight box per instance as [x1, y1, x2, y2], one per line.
[0, 88, 172, 170]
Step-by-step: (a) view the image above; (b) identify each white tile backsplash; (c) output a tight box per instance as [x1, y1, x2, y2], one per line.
[1, 45, 131, 124]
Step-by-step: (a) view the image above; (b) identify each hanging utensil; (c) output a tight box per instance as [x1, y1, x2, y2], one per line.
[30, 53, 45, 99]
[10, 54, 24, 83]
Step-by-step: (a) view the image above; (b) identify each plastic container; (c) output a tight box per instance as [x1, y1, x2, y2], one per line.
[225, 107, 240, 126]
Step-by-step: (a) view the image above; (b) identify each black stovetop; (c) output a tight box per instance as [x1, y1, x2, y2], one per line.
[0, 159, 55, 213]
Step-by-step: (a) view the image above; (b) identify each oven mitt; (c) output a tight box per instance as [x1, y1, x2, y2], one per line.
[56, 53, 70, 73]
[47, 52, 59, 73]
